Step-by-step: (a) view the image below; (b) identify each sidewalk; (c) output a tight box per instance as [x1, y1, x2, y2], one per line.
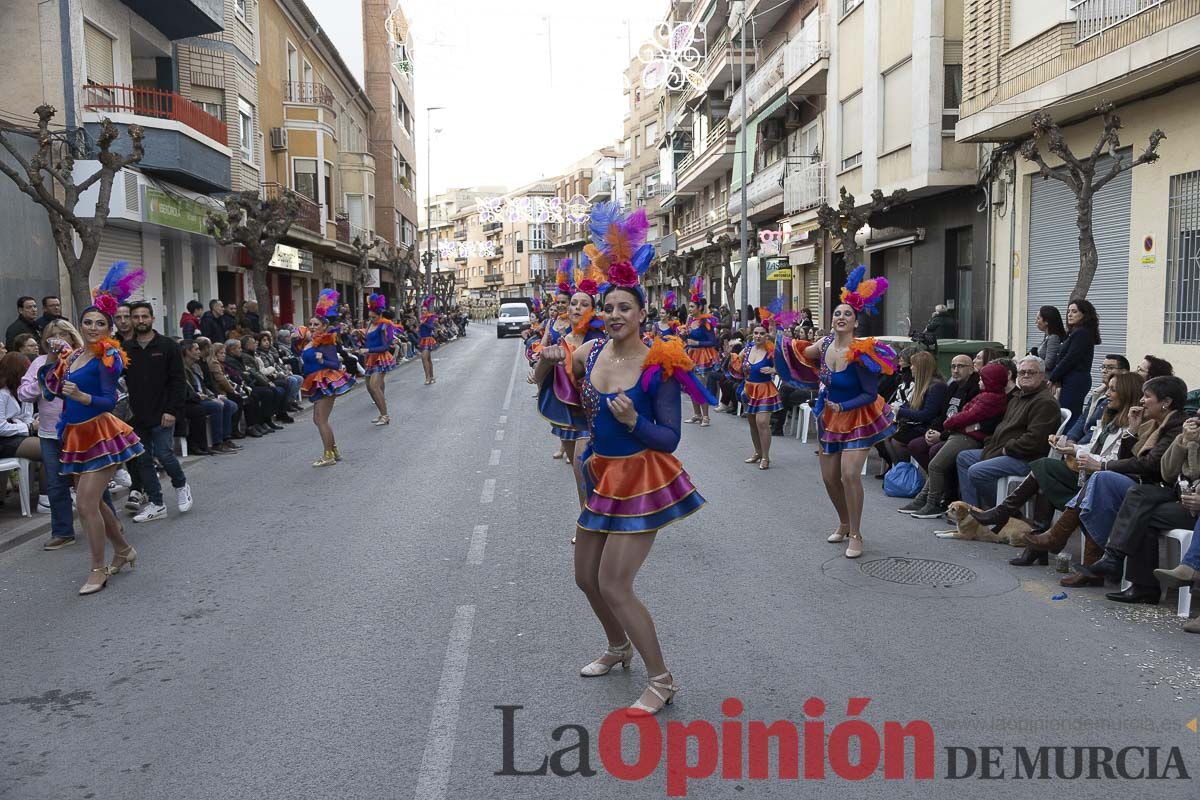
[0, 333, 467, 553]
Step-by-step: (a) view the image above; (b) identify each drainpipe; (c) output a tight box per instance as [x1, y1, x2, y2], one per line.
[1006, 172, 1016, 354]
[58, 0, 76, 137]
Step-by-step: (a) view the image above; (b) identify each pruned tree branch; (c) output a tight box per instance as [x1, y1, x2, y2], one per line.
[206, 189, 300, 330]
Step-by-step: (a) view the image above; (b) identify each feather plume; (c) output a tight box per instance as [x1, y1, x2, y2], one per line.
[315, 288, 339, 319]
[663, 290, 676, 311]
[767, 295, 784, 315]
[844, 265, 866, 293]
[775, 310, 800, 329]
[631, 242, 655, 275]
[618, 208, 649, 252]
[421, 295, 436, 310]
[94, 261, 146, 306]
[588, 201, 623, 247]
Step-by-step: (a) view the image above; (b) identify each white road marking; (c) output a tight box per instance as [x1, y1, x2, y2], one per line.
[498, 415, 507, 425]
[413, 605, 476, 800]
[467, 525, 488, 565]
[489, 450, 501, 466]
[495, 430, 505, 441]
[502, 343, 521, 411]
[480, 479, 496, 504]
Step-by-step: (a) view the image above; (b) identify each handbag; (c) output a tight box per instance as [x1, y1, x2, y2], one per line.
[883, 461, 925, 498]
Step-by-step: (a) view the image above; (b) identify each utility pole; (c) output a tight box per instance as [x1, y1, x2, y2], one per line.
[424, 106, 445, 302]
[738, 6, 750, 324]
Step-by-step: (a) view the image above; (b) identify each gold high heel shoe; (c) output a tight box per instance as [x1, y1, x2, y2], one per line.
[744, 454, 762, 464]
[313, 450, 337, 467]
[827, 524, 850, 543]
[758, 458, 770, 470]
[107, 545, 137, 574]
[845, 532, 864, 559]
[630, 672, 678, 714]
[79, 567, 109, 596]
[373, 415, 390, 426]
[332, 445, 343, 462]
[580, 639, 633, 677]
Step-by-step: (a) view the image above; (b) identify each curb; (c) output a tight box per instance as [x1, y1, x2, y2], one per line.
[0, 334, 467, 555]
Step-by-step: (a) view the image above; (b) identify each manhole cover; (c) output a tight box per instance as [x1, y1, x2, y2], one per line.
[859, 557, 976, 587]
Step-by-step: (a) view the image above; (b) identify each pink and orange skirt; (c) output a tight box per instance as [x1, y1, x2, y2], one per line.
[302, 368, 354, 400]
[577, 449, 705, 534]
[59, 413, 144, 475]
[819, 397, 896, 454]
[739, 380, 783, 414]
[687, 346, 720, 379]
[418, 336, 438, 352]
[365, 352, 397, 375]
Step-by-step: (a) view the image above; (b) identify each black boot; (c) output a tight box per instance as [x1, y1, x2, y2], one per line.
[1105, 585, 1159, 605]
[1079, 549, 1123, 580]
[1009, 547, 1049, 567]
[970, 473, 1040, 529]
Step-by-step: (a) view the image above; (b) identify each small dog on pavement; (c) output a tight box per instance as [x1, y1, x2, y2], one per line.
[935, 501, 1032, 546]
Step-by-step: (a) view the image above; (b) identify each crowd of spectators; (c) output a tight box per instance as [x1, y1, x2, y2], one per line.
[0, 294, 467, 541]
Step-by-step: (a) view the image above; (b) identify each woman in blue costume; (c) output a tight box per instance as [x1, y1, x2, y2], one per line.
[417, 296, 439, 385]
[644, 290, 681, 345]
[539, 203, 715, 714]
[795, 267, 898, 558]
[735, 322, 783, 470]
[533, 261, 605, 484]
[363, 293, 398, 426]
[44, 262, 146, 595]
[683, 277, 719, 427]
[535, 262, 589, 463]
[302, 289, 354, 467]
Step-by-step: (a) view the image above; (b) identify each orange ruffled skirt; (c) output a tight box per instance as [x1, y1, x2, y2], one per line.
[302, 368, 354, 400]
[59, 413, 144, 475]
[419, 336, 438, 352]
[365, 352, 396, 375]
[820, 396, 896, 454]
[738, 380, 783, 414]
[687, 346, 720, 378]
[577, 449, 705, 534]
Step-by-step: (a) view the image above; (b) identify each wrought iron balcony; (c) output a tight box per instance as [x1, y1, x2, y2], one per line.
[284, 81, 336, 113]
[82, 83, 227, 143]
[261, 182, 321, 234]
[784, 161, 827, 214]
[1074, 0, 1165, 42]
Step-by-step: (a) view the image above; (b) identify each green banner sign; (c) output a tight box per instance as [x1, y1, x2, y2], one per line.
[144, 186, 209, 236]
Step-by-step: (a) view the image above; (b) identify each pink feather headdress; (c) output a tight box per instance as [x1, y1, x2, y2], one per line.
[368, 293, 387, 313]
[839, 265, 889, 315]
[90, 261, 145, 318]
[688, 276, 705, 304]
[315, 288, 339, 319]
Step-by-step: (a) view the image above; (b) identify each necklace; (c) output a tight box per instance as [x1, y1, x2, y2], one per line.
[607, 349, 643, 364]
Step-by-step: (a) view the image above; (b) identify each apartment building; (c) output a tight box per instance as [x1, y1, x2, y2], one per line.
[257, 0, 378, 325]
[363, 0, 419, 257]
[0, 0, 231, 330]
[957, 0, 1200, 385]
[551, 146, 624, 278]
[417, 187, 506, 300]
[455, 182, 558, 299]
[828, 0, 984, 338]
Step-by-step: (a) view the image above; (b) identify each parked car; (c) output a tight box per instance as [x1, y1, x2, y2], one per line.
[497, 302, 531, 338]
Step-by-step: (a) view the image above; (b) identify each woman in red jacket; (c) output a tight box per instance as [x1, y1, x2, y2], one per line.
[902, 361, 1012, 519]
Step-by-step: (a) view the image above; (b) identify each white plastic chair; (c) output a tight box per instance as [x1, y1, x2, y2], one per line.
[992, 409, 1074, 515]
[1164, 528, 1195, 617]
[0, 457, 32, 517]
[796, 402, 813, 442]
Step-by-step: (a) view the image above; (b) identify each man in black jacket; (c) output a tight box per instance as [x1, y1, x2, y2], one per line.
[125, 302, 192, 522]
[6, 296, 39, 350]
[200, 299, 225, 342]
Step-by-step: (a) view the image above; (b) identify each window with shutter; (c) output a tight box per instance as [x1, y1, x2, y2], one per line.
[882, 59, 912, 153]
[840, 92, 862, 170]
[84, 22, 114, 86]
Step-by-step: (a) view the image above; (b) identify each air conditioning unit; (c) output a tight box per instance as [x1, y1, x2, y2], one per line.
[269, 127, 288, 151]
[784, 105, 803, 131]
[759, 119, 784, 143]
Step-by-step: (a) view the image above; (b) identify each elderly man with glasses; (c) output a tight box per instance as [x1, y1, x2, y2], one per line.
[955, 355, 1064, 508]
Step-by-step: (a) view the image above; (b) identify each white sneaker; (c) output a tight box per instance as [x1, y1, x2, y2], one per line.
[36, 496, 51, 514]
[176, 484, 193, 513]
[132, 503, 167, 523]
[112, 468, 132, 488]
[124, 490, 145, 511]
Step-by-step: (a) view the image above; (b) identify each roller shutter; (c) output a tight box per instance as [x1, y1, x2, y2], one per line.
[84, 23, 114, 85]
[1026, 155, 1131, 380]
[91, 227, 146, 301]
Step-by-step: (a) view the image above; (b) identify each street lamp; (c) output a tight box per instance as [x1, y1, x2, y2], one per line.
[424, 106, 446, 302]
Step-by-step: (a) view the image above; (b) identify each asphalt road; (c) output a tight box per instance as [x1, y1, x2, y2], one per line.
[2, 326, 1198, 800]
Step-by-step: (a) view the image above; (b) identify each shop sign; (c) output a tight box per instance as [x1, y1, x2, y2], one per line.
[766, 267, 793, 280]
[366, 269, 381, 288]
[144, 186, 210, 235]
[270, 244, 301, 270]
[758, 229, 786, 257]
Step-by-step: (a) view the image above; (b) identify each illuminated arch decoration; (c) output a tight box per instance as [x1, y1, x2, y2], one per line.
[385, 7, 414, 74]
[638, 22, 706, 92]
[476, 197, 574, 225]
[437, 240, 499, 260]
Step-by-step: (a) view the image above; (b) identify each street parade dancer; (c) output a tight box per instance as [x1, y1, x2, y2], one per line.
[302, 289, 354, 467]
[736, 319, 783, 470]
[645, 290, 681, 344]
[539, 202, 716, 714]
[418, 296, 439, 385]
[798, 266, 897, 558]
[683, 277, 719, 427]
[532, 260, 604, 481]
[363, 293, 398, 426]
[44, 261, 146, 595]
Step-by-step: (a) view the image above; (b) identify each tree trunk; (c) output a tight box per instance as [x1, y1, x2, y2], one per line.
[250, 256, 273, 331]
[66, 258, 93, 316]
[1072, 191, 1098, 301]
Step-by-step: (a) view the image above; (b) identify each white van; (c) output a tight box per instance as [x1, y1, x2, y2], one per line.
[497, 302, 531, 338]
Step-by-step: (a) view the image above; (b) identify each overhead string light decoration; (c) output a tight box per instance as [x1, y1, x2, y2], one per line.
[384, 6, 414, 74]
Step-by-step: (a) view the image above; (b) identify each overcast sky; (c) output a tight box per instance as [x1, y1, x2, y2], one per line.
[308, 0, 669, 198]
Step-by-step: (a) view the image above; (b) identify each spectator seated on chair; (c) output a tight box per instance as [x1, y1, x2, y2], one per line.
[221, 340, 280, 437]
[241, 336, 293, 425]
[182, 340, 240, 455]
[955, 355, 1062, 509]
[1062, 354, 1130, 445]
[0, 353, 44, 504]
[906, 353, 979, 470]
[903, 361, 1010, 518]
[876, 351, 948, 470]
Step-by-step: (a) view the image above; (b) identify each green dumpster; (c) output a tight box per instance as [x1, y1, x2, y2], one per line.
[933, 339, 1011, 376]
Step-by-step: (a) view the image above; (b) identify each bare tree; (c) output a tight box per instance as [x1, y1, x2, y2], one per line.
[205, 189, 300, 330]
[384, 245, 416, 311]
[351, 232, 383, 320]
[816, 186, 909, 273]
[703, 232, 740, 313]
[1019, 101, 1165, 300]
[0, 105, 145, 312]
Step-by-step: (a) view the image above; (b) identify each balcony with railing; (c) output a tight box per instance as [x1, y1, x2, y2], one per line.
[727, 158, 786, 217]
[284, 81, 337, 114]
[81, 83, 231, 193]
[588, 173, 614, 201]
[1074, 0, 1165, 42]
[261, 182, 321, 235]
[675, 117, 735, 192]
[784, 22, 830, 97]
[729, 43, 786, 130]
[688, 28, 759, 98]
[784, 161, 827, 214]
